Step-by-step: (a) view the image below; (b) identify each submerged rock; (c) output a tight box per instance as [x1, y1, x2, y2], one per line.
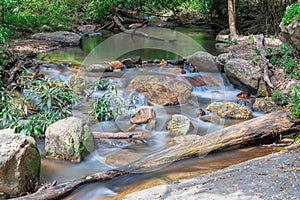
[45, 117, 94, 161]
[185, 51, 219, 72]
[252, 97, 282, 113]
[126, 75, 192, 106]
[106, 150, 143, 166]
[224, 58, 261, 94]
[130, 108, 156, 124]
[206, 101, 253, 119]
[167, 114, 191, 136]
[0, 130, 40, 197]
[32, 31, 81, 46]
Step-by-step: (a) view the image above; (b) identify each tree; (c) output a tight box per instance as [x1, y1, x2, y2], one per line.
[228, 0, 237, 38]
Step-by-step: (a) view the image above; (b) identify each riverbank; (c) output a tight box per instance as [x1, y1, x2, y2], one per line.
[123, 147, 300, 200]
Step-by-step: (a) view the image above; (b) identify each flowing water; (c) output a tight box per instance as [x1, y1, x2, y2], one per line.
[37, 26, 279, 199]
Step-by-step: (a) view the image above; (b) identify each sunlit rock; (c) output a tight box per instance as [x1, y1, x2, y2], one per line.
[167, 114, 191, 136]
[252, 97, 281, 113]
[0, 130, 40, 197]
[130, 108, 156, 124]
[185, 51, 219, 72]
[206, 101, 253, 119]
[45, 117, 94, 162]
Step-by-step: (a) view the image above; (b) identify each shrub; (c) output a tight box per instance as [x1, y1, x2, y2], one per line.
[282, 2, 300, 25]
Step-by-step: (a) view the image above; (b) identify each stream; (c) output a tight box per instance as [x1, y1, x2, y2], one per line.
[37, 26, 279, 200]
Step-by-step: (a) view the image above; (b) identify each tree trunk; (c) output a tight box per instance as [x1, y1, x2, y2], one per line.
[228, 0, 237, 38]
[15, 111, 300, 200]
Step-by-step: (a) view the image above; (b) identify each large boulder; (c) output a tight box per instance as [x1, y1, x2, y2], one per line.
[206, 102, 253, 119]
[224, 58, 261, 94]
[0, 130, 40, 197]
[167, 114, 191, 136]
[31, 31, 81, 46]
[45, 117, 94, 161]
[185, 51, 219, 72]
[279, 19, 300, 52]
[126, 75, 192, 106]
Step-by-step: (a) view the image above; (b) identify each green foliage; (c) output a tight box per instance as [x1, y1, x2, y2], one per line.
[248, 34, 255, 44]
[225, 37, 238, 45]
[282, 2, 300, 25]
[290, 85, 300, 118]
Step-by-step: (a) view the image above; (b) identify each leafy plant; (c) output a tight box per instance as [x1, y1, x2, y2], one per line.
[290, 85, 300, 118]
[282, 2, 300, 25]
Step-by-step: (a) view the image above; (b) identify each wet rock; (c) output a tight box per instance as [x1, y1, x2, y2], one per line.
[31, 31, 81, 46]
[106, 150, 143, 166]
[237, 91, 250, 99]
[122, 58, 134, 68]
[45, 117, 94, 161]
[197, 109, 206, 116]
[153, 59, 161, 63]
[279, 19, 300, 52]
[167, 59, 184, 65]
[185, 75, 222, 87]
[77, 25, 96, 35]
[185, 51, 219, 72]
[0, 131, 40, 197]
[85, 64, 107, 71]
[206, 101, 253, 119]
[224, 58, 261, 94]
[160, 67, 186, 75]
[126, 75, 192, 106]
[133, 56, 142, 64]
[108, 60, 123, 71]
[130, 108, 156, 124]
[167, 114, 191, 136]
[252, 97, 282, 113]
[201, 115, 224, 125]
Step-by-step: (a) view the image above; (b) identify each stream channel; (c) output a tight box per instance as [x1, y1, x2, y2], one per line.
[37, 26, 279, 199]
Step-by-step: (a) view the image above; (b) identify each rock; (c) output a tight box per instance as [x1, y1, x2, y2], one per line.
[122, 58, 134, 68]
[108, 60, 123, 71]
[216, 53, 233, 66]
[197, 109, 206, 116]
[106, 150, 143, 166]
[201, 115, 224, 125]
[215, 34, 229, 43]
[31, 31, 81, 46]
[160, 67, 186, 75]
[215, 43, 230, 53]
[126, 75, 192, 106]
[206, 102, 253, 119]
[252, 97, 281, 113]
[185, 51, 219, 72]
[279, 19, 300, 52]
[224, 58, 261, 94]
[40, 25, 52, 31]
[133, 56, 142, 64]
[85, 64, 107, 72]
[77, 25, 96, 35]
[185, 75, 222, 87]
[0, 131, 40, 197]
[167, 114, 191, 136]
[237, 91, 250, 99]
[45, 117, 94, 161]
[130, 108, 156, 124]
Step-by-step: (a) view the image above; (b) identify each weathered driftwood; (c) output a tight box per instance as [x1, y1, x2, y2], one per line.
[15, 111, 300, 200]
[92, 131, 150, 140]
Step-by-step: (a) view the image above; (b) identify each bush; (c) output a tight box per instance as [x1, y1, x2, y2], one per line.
[282, 2, 300, 25]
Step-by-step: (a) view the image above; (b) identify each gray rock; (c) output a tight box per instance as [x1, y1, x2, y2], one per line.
[40, 25, 52, 31]
[206, 101, 253, 119]
[216, 53, 233, 66]
[126, 75, 192, 106]
[31, 31, 82, 46]
[45, 117, 94, 161]
[252, 97, 281, 113]
[215, 42, 230, 53]
[215, 34, 229, 43]
[167, 114, 191, 136]
[0, 131, 40, 197]
[224, 58, 261, 94]
[279, 19, 300, 52]
[78, 25, 96, 35]
[185, 51, 219, 72]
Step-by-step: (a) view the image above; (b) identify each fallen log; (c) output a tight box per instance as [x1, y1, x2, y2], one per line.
[92, 131, 150, 140]
[14, 111, 300, 200]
